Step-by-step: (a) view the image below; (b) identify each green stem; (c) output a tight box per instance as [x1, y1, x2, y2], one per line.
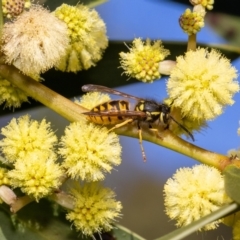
[187, 34, 196, 51]
[115, 125, 230, 171]
[0, 63, 87, 122]
[155, 202, 239, 240]
[0, 63, 231, 171]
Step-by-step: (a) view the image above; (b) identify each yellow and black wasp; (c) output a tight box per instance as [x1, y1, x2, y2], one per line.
[81, 84, 194, 161]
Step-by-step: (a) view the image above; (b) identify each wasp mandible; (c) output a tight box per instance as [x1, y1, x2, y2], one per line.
[81, 84, 194, 161]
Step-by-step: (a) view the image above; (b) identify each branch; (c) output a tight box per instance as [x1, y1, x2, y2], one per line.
[0, 63, 86, 122]
[0, 63, 231, 170]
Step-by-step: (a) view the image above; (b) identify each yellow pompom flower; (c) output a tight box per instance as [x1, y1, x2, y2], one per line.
[54, 4, 108, 72]
[0, 168, 10, 186]
[167, 48, 239, 121]
[119, 38, 170, 83]
[165, 103, 206, 138]
[0, 115, 57, 163]
[66, 182, 122, 236]
[59, 120, 122, 181]
[179, 8, 205, 35]
[223, 212, 240, 240]
[75, 92, 110, 110]
[2, 5, 69, 76]
[164, 164, 232, 230]
[0, 78, 29, 108]
[8, 153, 63, 201]
[190, 0, 214, 10]
[2, 0, 31, 19]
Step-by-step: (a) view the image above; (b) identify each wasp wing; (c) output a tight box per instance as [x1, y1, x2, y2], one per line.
[82, 84, 143, 101]
[83, 110, 147, 120]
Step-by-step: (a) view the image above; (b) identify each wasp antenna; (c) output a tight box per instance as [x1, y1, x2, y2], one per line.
[170, 116, 195, 141]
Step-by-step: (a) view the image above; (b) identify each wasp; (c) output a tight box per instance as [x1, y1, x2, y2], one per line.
[81, 84, 194, 161]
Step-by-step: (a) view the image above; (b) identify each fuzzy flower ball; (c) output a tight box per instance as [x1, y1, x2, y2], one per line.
[54, 4, 108, 73]
[0, 77, 29, 108]
[2, 0, 31, 18]
[190, 0, 214, 10]
[0, 115, 57, 163]
[167, 48, 239, 121]
[0, 168, 10, 186]
[59, 120, 122, 181]
[2, 5, 69, 76]
[164, 164, 232, 230]
[8, 154, 63, 201]
[223, 212, 240, 239]
[66, 182, 122, 236]
[120, 38, 170, 83]
[75, 92, 111, 110]
[179, 8, 205, 35]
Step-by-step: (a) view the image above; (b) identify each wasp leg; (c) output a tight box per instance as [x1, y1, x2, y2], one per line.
[138, 122, 147, 162]
[107, 119, 134, 132]
[149, 124, 162, 139]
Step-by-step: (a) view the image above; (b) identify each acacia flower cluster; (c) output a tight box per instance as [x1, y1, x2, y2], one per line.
[0, 114, 122, 235]
[0, 77, 29, 108]
[190, 0, 214, 10]
[224, 211, 240, 240]
[119, 38, 170, 83]
[1, 5, 69, 76]
[0, 168, 10, 186]
[0, 115, 62, 200]
[179, 8, 205, 35]
[0, 115, 57, 163]
[59, 119, 122, 181]
[8, 153, 63, 201]
[54, 4, 108, 72]
[164, 164, 232, 230]
[66, 182, 122, 236]
[167, 48, 239, 121]
[1, 0, 239, 238]
[2, 0, 31, 19]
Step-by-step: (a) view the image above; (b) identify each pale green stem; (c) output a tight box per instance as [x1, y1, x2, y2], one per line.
[0, 63, 231, 171]
[0, 63, 87, 122]
[115, 126, 230, 171]
[187, 34, 197, 51]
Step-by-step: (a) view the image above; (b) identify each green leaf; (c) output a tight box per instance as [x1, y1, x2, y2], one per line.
[113, 224, 146, 240]
[0, 202, 146, 240]
[154, 202, 239, 240]
[0, 228, 8, 240]
[0, 201, 83, 240]
[224, 165, 240, 203]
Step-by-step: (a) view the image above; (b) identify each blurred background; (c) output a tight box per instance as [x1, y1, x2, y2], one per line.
[1, 0, 240, 239]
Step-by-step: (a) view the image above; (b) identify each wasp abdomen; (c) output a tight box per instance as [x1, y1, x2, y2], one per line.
[87, 100, 130, 125]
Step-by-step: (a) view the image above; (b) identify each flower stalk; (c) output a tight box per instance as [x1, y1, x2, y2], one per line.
[116, 125, 231, 171]
[0, 61, 231, 171]
[187, 34, 197, 51]
[0, 62, 86, 122]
